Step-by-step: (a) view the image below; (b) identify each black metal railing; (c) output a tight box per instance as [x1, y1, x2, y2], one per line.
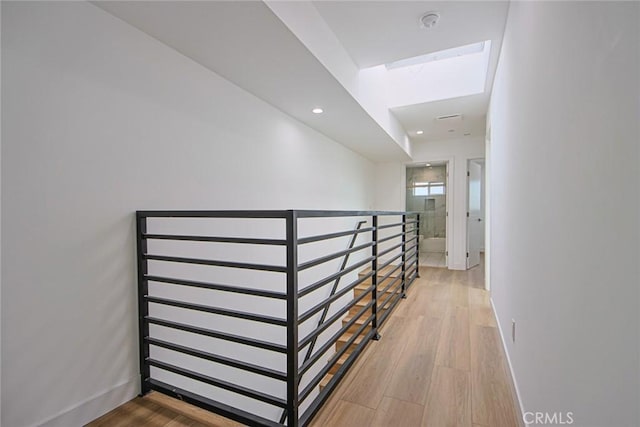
[136, 210, 420, 427]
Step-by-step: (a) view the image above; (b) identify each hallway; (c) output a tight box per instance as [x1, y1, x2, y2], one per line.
[310, 261, 521, 427]
[89, 262, 521, 427]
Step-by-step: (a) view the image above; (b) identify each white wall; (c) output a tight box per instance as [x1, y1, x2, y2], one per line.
[373, 162, 406, 211]
[1, 2, 375, 426]
[0, 2, 3, 422]
[408, 137, 484, 270]
[489, 2, 639, 425]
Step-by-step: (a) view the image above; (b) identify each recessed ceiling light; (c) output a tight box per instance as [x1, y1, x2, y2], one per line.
[426, 163, 431, 167]
[312, 107, 324, 114]
[419, 12, 440, 29]
[448, 129, 455, 132]
[416, 130, 424, 135]
[464, 132, 471, 136]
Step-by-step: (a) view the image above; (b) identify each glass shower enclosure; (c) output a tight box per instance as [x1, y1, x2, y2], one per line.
[406, 165, 447, 255]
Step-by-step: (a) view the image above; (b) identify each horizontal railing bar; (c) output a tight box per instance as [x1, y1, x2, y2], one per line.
[147, 358, 286, 408]
[299, 289, 372, 350]
[378, 252, 403, 271]
[298, 272, 375, 324]
[297, 227, 374, 245]
[146, 337, 287, 381]
[407, 270, 419, 286]
[405, 250, 418, 263]
[405, 219, 419, 225]
[148, 379, 282, 427]
[299, 302, 373, 377]
[376, 222, 404, 230]
[378, 278, 405, 311]
[145, 275, 286, 299]
[377, 241, 404, 258]
[378, 262, 403, 287]
[144, 254, 286, 273]
[298, 241, 373, 271]
[378, 291, 403, 326]
[299, 328, 376, 426]
[145, 296, 287, 326]
[143, 233, 287, 246]
[376, 231, 404, 245]
[299, 314, 373, 402]
[298, 256, 374, 298]
[406, 265, 418, 279]
[138, 210, 420, 219]
[137, 210, 289, 218]
[378, 271, 402, 297]
[405, 241, 419, 252]
[146, 317, 286, 353]
[294, 210, 416, 218]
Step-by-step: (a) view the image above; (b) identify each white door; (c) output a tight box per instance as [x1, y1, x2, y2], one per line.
[467, 161, 482, 268]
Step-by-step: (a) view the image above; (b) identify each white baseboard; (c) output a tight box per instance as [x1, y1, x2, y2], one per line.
[449, 262, 467, 270]
[39, 378, 138, 427]
[490, 298, 527, 426]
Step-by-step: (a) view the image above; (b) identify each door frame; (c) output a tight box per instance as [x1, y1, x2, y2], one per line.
[404, 158, 452, 269]
[466, 158, 485, 270]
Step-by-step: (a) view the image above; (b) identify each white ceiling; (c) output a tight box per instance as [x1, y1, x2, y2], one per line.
[392, 93, 487, 141]
[313, 1, 509, 69]
[95, 1, 508, 160]
[313, 0, 509, 143]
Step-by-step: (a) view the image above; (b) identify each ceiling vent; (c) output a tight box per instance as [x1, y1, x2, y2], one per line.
[436, 114, 463, 124]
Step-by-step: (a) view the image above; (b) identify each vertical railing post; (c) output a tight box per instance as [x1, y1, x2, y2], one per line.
[371, 215, 381, 340]
[136, 212, 150, 396]
[401, 214, 407, 298]
[285, 210, 299, 427]
[416, 213, 421, 278]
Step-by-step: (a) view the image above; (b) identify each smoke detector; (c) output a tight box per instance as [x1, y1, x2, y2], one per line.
[420, 12, 440, 29]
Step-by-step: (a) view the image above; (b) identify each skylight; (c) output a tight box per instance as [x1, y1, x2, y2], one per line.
[385, 41, 486, 70]
[382, 40, 492, 108]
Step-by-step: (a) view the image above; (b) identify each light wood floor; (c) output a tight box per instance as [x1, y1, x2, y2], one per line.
[88, 262, 522, 427]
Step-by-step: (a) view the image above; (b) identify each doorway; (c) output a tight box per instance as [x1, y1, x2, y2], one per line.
[406, 162, 448, 268]
[467, 159, 485, 269]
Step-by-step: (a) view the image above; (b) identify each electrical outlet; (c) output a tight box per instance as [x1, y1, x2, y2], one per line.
[511, 319, 516, 342]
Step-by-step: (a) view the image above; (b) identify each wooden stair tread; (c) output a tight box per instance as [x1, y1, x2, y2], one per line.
[319, 373, 333, 391]
[329, 352, 350, 375]
[337, 330, 366, 345]
[351, 299, 387, 312]
[352, 298, 391, 309]
[358, 264, 402, 279]
[355, 282, 399, 294]
[343, 312, 367, 324]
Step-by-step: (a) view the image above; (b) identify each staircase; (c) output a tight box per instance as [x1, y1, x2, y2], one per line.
[319, 264, 403, 390]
